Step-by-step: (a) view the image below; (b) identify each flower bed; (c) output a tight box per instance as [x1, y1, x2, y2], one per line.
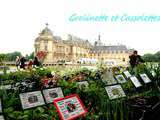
[0, 64, 160, 120]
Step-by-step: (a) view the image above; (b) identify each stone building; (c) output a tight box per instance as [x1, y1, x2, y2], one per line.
[34, 24, 132, 65]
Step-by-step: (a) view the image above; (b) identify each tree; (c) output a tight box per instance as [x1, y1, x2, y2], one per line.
[6, 51, 22, 61]
[142, 51, 160, 62]
[0, 54, 7, 65]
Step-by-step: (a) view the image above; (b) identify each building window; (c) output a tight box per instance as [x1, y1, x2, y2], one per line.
[116, 50, 118, 54]
[45, 45, 48, 51]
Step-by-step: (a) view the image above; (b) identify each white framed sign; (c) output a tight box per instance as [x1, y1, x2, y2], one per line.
[123, 71, 132, 78]
[105, 85, 126, 100]
[115, 75, 126, 83]
[102, 71, 117, 85]
[102, 77, 117, 85]
[54, 94, 87, 120]
[130, 76, 142, 88]
[78, 81, 89, 90]
[42, 87, 64, 104]
[19, 91, 45, 109]
[139, 73, 151, 83]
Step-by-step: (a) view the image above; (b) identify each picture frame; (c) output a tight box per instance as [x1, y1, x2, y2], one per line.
[77, 81, 89, 90]
[115, 75, 127, 84]
[130, 76, 142, 88]
[54, 94, 87, 120]
[139, 73, 151, 84]
[123, 71, 132, 79]
[19, 91, 45, 109]
[105, 85, 126, 100]
[42, 87, 64, 104]
[102, 70, 117, 85]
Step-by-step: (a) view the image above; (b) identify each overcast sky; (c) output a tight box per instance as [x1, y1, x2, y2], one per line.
[0, 0, 160, 55]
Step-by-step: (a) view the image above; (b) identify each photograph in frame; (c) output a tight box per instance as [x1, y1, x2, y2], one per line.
[54, 94, 87, 120]
[139, 73, 151, 83]
[42, 87, 64, 104]
[102, 70, 117, 85]
[130, 76, 142, 88]
[105, 85, 126, 100]
[115, 75, 127, 84]
[19, 91, 45, 109]
[123, 71, 132, 78]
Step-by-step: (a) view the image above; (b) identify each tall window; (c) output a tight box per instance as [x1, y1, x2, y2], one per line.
[45, 45, 48, 51]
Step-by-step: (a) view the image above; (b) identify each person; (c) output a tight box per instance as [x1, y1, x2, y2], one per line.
[28, 59, 33, 69]
[33, 56, 40, 67]
[19, 56, 26, 69]
[15, 56, 20, 69]
[129, 50, 145, 75]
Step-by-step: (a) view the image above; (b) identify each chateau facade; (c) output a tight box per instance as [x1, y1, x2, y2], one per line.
[34, 24, 131, 65]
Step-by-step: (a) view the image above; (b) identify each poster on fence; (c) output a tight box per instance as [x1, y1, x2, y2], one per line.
[139, 73, 151, 84]
[19, 91, 45, 109]
[105, 85, 126, 100]
[42, 87, 64, 104]
[54, 94, 87, 120]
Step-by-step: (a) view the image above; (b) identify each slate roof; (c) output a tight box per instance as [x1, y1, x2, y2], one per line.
[91, 45, 128, 52]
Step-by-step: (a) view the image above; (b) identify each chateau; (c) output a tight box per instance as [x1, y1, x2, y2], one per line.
[34, 24, 131, 65]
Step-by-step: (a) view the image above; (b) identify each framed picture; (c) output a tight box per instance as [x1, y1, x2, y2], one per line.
[78, 81, 89, 90]
[105, 85, 126, 100]
[19, 91, 45, 109]
[0, 115, 4, 120]
[54, 94, 87, 120]
[115, 75, 126, 83]
[139, 73, 151, 84]
[123, 71, 132, 78]
[102, 71, 117, 85]
[0, 99, 2, 113]
[42, 87, 64, 104]
[130, 76, 142, 88]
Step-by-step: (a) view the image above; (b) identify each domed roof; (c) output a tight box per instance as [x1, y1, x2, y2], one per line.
[35, 23, 54, 42]
[40, 23, 53, 36]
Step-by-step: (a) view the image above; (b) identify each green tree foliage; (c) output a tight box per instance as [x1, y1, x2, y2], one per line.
[0, 51, 34, 62]
[0, 54, 7, 65]
[142, 51, 160, 62]
[6, 51, 22, 61]
[25, 52, 34, 60]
